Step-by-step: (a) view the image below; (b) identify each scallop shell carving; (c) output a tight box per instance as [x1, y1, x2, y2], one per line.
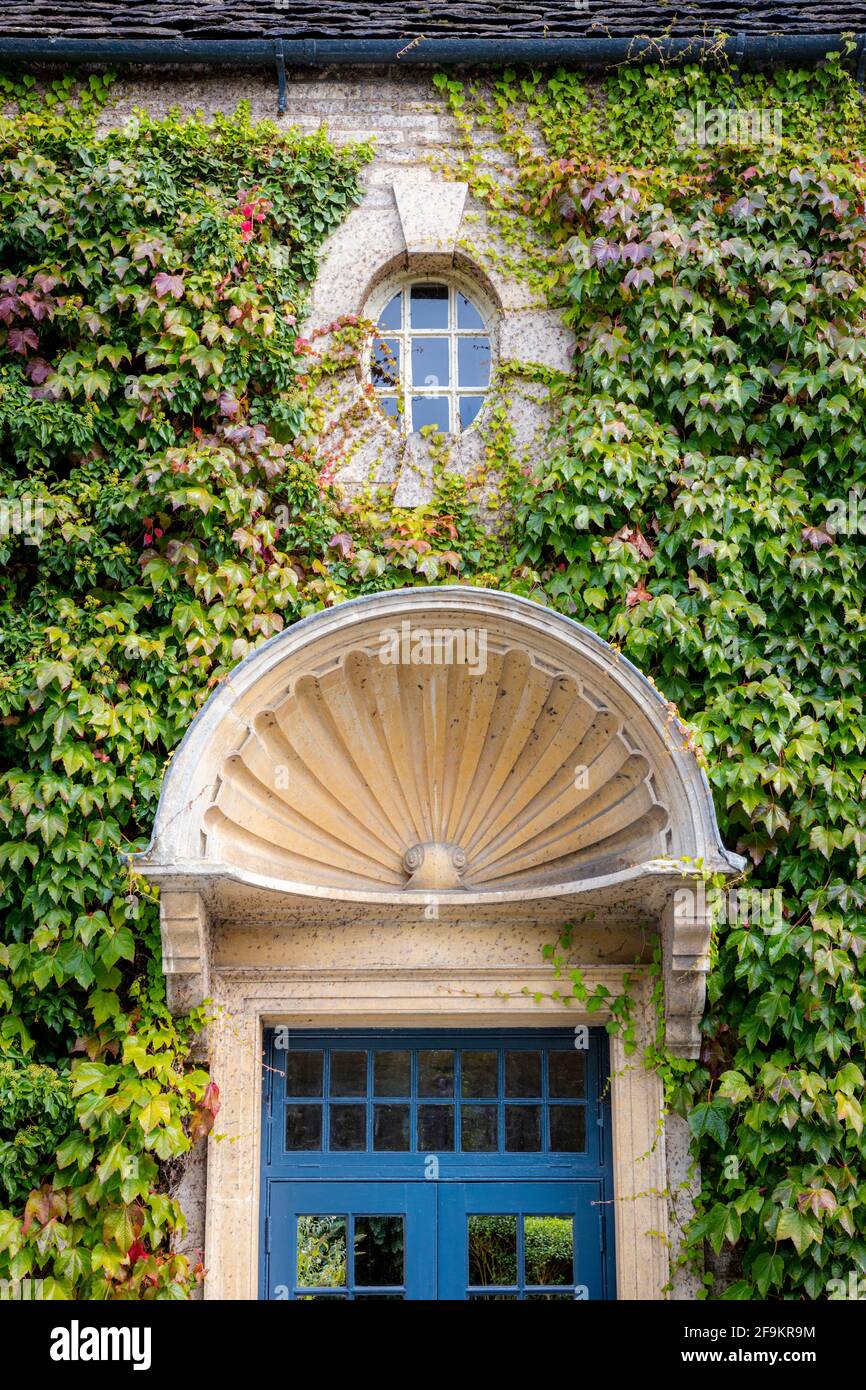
[201, 647, 670, 892]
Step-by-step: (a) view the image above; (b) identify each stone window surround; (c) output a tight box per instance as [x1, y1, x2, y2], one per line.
[306, 174, 577, 380]
[303, 173, 578, 504]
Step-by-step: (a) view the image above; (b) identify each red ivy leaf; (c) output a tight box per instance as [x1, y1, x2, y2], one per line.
[626, 581, 653, 608]
[328, 532, 354, 560]
[8, 326, 38, 354]
[801, 525, 832, 549]
[152, 272, 185, 300]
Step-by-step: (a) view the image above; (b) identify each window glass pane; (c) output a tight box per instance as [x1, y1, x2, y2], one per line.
[457, 395, 484, 429]
[549, 1105, 586, 1152]
[505, 1104, 541, 1151]
[330, 1051, 367, 1097]
[524, 1216, 573, 1286]
[411, 395, 450, 432]
[285, 1104, 322, 1150]
[418, 1050, 454, 1096]
[461, 1104, 498, 1152]
[329, 1104, 366, 1151]
[461, 1050, 498, 1097]
[378, 396, 400, 419]
[284, 1051, 323, 1096]
[410, 283, 448, 329]
[457, 291, 485, 330]
[377, 291, 402, 330]
[417, 1104, 454, 1151]
[373, 1104, 410, 1151]
[505, 1051, 542, 1097]
[457, 335, 491, 388]
[468, 1215, 517, 1286]
[411, 336, 449, 388]
[548, 1051, 586, 1098]
[297, 1216, 347, 1287]
[354, 1216, 404, 1287]
[374, 1050, 411, 1096]
[371, 336, 400, 387]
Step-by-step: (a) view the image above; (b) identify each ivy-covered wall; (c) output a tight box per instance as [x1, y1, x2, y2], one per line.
[1, 55, 865, 1300]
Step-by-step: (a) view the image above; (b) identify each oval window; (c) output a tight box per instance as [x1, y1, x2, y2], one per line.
[369, 280, 492, 434]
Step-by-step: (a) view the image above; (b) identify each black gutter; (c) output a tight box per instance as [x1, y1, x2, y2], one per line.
[0, 35, 860, 70]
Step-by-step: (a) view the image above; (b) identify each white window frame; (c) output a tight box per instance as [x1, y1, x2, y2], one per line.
[365, 275, 495, 436]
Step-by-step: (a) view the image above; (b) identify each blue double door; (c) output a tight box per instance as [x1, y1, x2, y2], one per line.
[260, 1029, 615, 1301]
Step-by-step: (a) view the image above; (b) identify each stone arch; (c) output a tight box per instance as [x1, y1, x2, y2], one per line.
[134, 587, 742, 1055]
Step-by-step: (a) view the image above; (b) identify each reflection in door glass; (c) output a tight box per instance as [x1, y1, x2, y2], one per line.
[548, 1050, 586, 1097]
[461, 1104, 498, 1152]
[373, 1050, 411, 1096]
[285, 1103, 322, 1151]
[505, 1050, 541, 1096]
[284, 1050, 323, 1096]
[297, 1216, 347, 1287]
[549, 1105, 587, 1152]
[354, 1215, 404, 1287]
[330, 1050, 367, 1096]
[524, 1216, 574, 1286]
[418, 1050, 454, 1096]
[468, 1215, 517, 1286]
[505, 1104, 541, 1151]
[417, 1104, 454, 1151]
[461, 1050, 497, 1097]
[330, 1104, 366, 1151]
[373, 1103, 410, 1151]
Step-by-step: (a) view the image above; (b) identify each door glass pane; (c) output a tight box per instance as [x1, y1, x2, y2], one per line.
[410, 283, 448, 329]
[548, 1051, 586, 1097]
[374, 1050, 410, 1096]
[457, 291, 484, 329]
[330, 1051, 367, 1097]
[505, 1105, 541, 1151]
[378, 395, 399, 419]
[411, 336, 449, 388]
[418, 1104, 454, 1151]
[411, 395, 450, 432]
[297, 1216, 347, 1287]
[377, 291, 402, 330]
[457, 335, 490, 388]
[330, 1104, 366, 1151]
[284, 1051, 323, 1096]
[373, 1104, 410, 1151]
[285, 1103, 321, 1150]
[461, 1104, 498, 1152]
[418, 1050, 454, 1096]
[461, 1050, 497, 1097]
[468, 1215, 517, 1285]
[354, 1216, 404, 1286]
[505, 1051, 541, 1097]
[524, 1216, 574, 1285]
[549, 1105, 586, 1152]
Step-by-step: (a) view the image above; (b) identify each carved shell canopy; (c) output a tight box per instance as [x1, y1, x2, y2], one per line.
[200, 642, 671, 894]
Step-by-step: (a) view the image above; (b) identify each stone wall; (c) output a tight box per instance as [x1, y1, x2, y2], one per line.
[100, 68, 699, 1296]
[97, 66, 568, 505]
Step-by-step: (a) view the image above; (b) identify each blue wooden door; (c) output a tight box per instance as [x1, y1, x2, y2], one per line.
[266, 1182, 436, 1300]
[438, 1182, 604, 1300]
[260, 1029, 615, 1300]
